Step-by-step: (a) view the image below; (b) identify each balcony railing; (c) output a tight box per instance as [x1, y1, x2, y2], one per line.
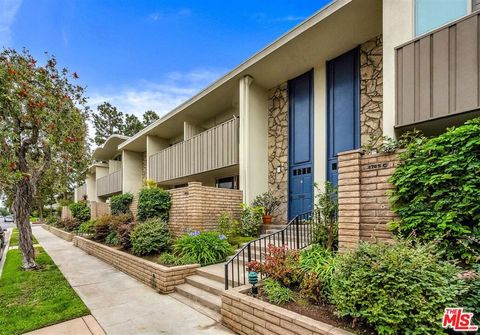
[149, 117, 239, 183]
[396, 11, 480, 127]
[96, 170, 122, 197]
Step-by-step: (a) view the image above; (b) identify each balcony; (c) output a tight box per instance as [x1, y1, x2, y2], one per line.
[149, 117, 239, 183]
[396, 11, 480, 127]
[96, 170, 122, 197]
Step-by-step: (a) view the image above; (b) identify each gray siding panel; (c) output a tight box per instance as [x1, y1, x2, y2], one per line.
[96, 170, 122, 197]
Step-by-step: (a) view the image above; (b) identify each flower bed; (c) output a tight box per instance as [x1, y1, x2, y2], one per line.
[42, 224, 74, 242]
[73, 236, 199, 293]
[221, 285, 355, 335]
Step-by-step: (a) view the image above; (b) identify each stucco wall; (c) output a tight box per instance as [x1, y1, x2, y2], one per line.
[267, 83, 289, 224]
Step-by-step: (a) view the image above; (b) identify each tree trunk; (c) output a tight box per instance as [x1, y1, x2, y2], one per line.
[38, 198, 44, 221]
[13, 179, 37, 269]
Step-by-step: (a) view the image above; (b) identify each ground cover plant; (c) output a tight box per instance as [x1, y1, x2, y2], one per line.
[0, 248, 89, 335]
[173, 231, 233, 265]
[9, 228, 38, 247]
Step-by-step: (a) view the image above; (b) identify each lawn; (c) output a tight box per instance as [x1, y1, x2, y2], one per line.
[0, 248, 89, 335]
[9, 228, 38, 247]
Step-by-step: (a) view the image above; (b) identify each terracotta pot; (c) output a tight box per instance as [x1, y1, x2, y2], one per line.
[262, 215, 273, 225]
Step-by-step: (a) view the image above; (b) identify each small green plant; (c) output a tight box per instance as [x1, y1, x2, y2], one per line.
[110, 193, 133, 215]
[59, 218, 80, 232]
[240, 204, 263, 237]
[173, 231, 233, 265]
[298, 245, 335, 301]
[115, 223, 136, 249]
[130, 218, 171, 255]
[331, 241, 462, 335]
[77, 219, 95, 235]
[218, 212, 241, 239]
[93, 214, 132, 241]
[105, 231, 120, 246]
[45, 215, 58, 226]
[137, 187, 172, 222]
[262, 278, 295, 305]
[158, 252, 197, 266]
[252, 192, 281, 216]
[312, 182, 338, 250]
[457, 264, 480, 325]
[68, 201, 90, 223]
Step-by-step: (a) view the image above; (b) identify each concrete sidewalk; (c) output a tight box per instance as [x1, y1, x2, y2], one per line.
[25, 315, 105, 335]
[33, 226, 233, 335]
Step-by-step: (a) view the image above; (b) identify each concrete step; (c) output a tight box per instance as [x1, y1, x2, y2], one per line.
[186, 274, 224, 296]
[175, 283, 221, 313]
[170, 292, 221, 323]
[196, 264, 227, 284]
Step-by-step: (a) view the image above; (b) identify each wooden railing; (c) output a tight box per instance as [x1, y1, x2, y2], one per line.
[396, 11, 480, 127]
[149, 117, 239, 183]
[96, 170, 122, 197]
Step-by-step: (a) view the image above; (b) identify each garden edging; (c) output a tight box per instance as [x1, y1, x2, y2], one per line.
[42, 224, 74, 242]
[72, 235, 200, 293]
[221, 285, 355, 335]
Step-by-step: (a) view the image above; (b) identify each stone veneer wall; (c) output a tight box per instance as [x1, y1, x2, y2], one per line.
[337, 149, 398, 251]
[168, 182, 243, 236]
[73, 236, 199, 294]
[360, 35, 383, 147]
[267, 83, 289, 224]
[221, 286, 355, 335]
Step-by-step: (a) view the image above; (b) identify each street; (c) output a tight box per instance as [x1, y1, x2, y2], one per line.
[0, 217, 15, 231]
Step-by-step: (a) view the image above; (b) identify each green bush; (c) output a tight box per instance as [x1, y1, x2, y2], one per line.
[173, 231, 233, 265]
[137, 188, 171, 222]
[312, 182, 338, 250]
[331, 241, 462, 335]
[240, 204, 263, 237]
[68, 201, 90, 223]
[457, 264, 480, 325]
[93, 214, 132, 241]
[59, 218, 80, 232]
[77, 220, 95, 235]
[110, 193, 133, 215]
[158, 252, 197, 266]
[298, 245, 335, 301]
[218, 212, 241, 239]
[262, 279, 295, 305]
[45, 215, 58, 226]
[130, 218, 171, 255]
[389, 118, 480, 264]
[105, 231, 120, 246]
[115, 223, 136, 249]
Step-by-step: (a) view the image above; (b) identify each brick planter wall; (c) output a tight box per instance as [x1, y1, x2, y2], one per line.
[73, 236, 199, 293]
[168, 182, 243, 236]
[338, 149, 399, 251]
[42, 224, 74, 242]
[221, 286, 355, 335]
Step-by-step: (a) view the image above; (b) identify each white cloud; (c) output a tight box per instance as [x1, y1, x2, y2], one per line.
[0, 0, 22, 46]
[149, 8, 191, 22]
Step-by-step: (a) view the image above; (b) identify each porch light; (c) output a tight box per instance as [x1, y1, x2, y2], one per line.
[248, 271, 258, 296]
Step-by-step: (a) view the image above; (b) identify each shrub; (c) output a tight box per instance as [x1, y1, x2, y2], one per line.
[240, 204, 263, 237]
[298, 245, 335, 301]
[68, 201, 90, 223]
[158, 252, 197, 266]
[389, 118, 480, 264]
[130, 218, 171, 255]
[59, 218, 80, 232]
[331, 241, 462, 335]
[137, 187, 172, 222]
[110, 193, 133, 215]
[262, 279, 295, 305]
[218, 212, 241, 239]
[115, 223, 136, 249]
[457, 264, 480, 325]
[93, 214, 132, 241]
[45, 215, 58, 226]
[77, 219, 95, 235]
[252, 192, 281, 216]
[173, 231, 233, 265]
[312, 182, 338, 250]
[105, 231, 120, 246]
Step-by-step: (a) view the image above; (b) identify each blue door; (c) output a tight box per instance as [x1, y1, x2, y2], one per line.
[288, 70, 313, 220]
[327, 48, 360, 186]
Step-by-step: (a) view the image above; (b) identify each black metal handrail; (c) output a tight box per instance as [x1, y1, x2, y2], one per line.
[224, 211, 316, 290]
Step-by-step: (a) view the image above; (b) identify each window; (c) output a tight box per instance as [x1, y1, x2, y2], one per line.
[415, 0, 468, 36]
[216, 176, 238, 190]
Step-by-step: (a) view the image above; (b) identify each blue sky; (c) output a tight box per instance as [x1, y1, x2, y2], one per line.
[1, 0, 329, 117]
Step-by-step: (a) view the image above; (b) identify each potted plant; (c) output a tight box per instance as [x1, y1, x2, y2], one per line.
[252, 192, 281, 225]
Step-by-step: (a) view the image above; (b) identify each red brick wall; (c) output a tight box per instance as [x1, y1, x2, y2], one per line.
[338, 149, 398, 251]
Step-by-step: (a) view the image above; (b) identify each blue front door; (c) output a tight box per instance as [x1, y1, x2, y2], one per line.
[288, 70, 314, 220]
[327, 48, 360, 186]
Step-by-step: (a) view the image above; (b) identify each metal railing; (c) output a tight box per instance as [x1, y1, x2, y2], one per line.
[224, 211, 316, 290]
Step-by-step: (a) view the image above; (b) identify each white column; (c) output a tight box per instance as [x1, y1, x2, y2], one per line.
[122, 150, 144, 195]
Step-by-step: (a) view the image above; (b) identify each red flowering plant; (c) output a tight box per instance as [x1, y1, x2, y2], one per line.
[246, 245, 302, 288]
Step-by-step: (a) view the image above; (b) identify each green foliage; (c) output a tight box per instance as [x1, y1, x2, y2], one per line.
[105, 231, 120, 246]
[173, 231, 233, 265]
[252, 192, 281, 216]
[130, 218, 171, 256]
[68, 201, 90, 223]
[331, 241, 462, 335]
[158, 252, 197, 266]
[312, 182, 338, 250]
[115, 222, 136, 249]
[110, 193, 133, 215]
[240, 204, 263, 237]
[137, 187, 172, 222]
[45, 215, 58, 226]
[93, 214, 132, 241]
[457, 264, 480, 325]
[218, 212, 241, 239]
[59, 218, 80, 232]
[262, 279, 295, 305]
[390, 119, 480, 264]
[77, 219, 95, 235]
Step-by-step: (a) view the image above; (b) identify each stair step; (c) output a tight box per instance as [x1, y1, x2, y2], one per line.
[170, 292, 221, 323]
[186, 275, 225, 296]
[196, 264, 227, 284]
[175, 283, 221, 312]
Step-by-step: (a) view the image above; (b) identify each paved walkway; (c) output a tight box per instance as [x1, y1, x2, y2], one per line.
[25, 315, 105, 335]
[33, 226, 233, 335]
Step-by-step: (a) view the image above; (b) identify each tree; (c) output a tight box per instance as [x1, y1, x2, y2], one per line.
[123, 114, 143, 136]
[92, 102, 124, 145]
[0, 48, 89, 269]
[142, 110, 159, 126]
